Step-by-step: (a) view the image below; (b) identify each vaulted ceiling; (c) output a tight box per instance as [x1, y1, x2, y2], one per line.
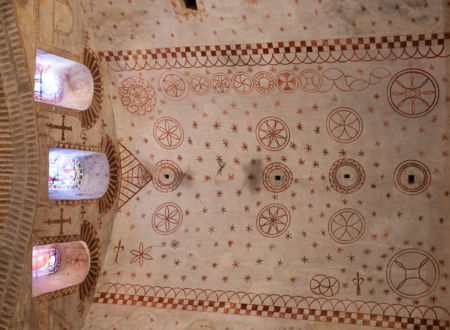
[78, 0, 450, 329]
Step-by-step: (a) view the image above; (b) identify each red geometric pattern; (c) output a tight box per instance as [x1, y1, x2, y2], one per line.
[93, 283, 450, 329]
[118, 143, 152, 209]
[98, 33, 450, 71]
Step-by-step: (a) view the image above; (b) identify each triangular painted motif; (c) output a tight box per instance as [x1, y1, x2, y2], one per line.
[118, 143, 152, 209]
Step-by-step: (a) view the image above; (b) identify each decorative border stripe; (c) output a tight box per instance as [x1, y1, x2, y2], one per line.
[94, 292, 449, 329]
[98, 32, 450, 71]
[93, 283, 449, 329]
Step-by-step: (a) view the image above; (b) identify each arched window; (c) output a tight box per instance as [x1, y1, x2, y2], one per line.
[49, 148, 110, 200]
[34, 49, 94, 110]
[32, 241, 90, 297]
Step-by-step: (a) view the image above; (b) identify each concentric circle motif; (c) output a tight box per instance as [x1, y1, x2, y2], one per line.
[152, 160, 182, 192]
[328, 208, 365, 244]
[298, 69, 322, 93]
[211, 72, 231, 95]
[152, 202, 183, 235]
[159, 72, 187, 99]
[256, 117, 290, 151]
[256, 204, 291, 238]
[326, 107, 363, 143]
[189, 74, 210, 95]
[262, 162, 293, 193]
[310, 274, 340, 297]
[232, 72, 253, 94]
[387, 68, 439, 118]
[153, 117, 184, 149]
[329, 158, 365, 194]
[386, 249, 439, 298]
[394, 160, 431, 195]
[119, 76, 157, 115]
[253, 71, 275, 94]
[276, 70, 297, 93]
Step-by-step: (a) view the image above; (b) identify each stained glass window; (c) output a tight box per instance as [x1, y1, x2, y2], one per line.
[49, 154, 83, 191]
[32, 247, 61, 278]
[34, 64, 64, 104]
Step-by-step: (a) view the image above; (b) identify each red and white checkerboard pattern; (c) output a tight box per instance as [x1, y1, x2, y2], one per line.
[98, 32, 450, 71]
[94, 291, 449, 329]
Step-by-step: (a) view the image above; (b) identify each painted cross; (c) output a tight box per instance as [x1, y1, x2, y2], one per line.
[114, 239, 124, 264]
[46, 208, 71, 235]
[46, 114, 72, 141]
[353, 271, 364, 296]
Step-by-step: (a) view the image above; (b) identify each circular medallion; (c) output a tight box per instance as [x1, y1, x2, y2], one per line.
[189, 74, 210, 95]
[298, 69, 322, 93]
[326, 107, 363, 143]
[262, 162, 293, 193]
[256, 204, 291, 238]
[152, 202, 183, 235]
[387, 68, 439, 118]
[159, 72, 188, 100]
[394, 160, 431, 195]
[153, 117, 184, 149]
[232, 72, 253, 95]
[256, 117, 290, 151]
[253, 71, 275, 94]
[310, 274, 340, 297]
[329, 158, 365, 194]
[276, 70, 298, 93]
[328, 208, 365, 244]
[119, 76, 156, 115]
[386, 249, 439, 298]
[211, 72, 232, 95]
[152, 160, 182, 192]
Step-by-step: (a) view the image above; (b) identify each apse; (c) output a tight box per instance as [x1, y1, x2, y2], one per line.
[48, 148, 110, 200]
[34, 49, 94, 110]
[32, 242, 90, 297]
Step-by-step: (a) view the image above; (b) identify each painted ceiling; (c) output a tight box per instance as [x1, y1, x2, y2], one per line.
[80, 0, 450, 329]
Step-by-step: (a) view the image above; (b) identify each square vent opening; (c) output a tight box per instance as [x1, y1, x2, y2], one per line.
[183, 0, 198, 10]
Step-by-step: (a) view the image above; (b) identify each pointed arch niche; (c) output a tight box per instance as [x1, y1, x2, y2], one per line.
[49, 148, 110, 200]
[34, 49, 94, 110]
[32, 241, 90, 297]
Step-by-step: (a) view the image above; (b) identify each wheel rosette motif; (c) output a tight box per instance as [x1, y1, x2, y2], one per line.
[189, 74, 210, 95]
[276, 70, 297, 93]
[211, 72, 231, 95]
[152, 160, 183, 192]
[253, 71, 275, 94]
[394, 160, 431, 195]
[119, 76, 156, 115]
[232, 72, 253, 94]
[329, 158, 365, 194]
[262, 162, 293, 193]
[160, 72, 187, 99]
[310, 274, 340, 297]
[256, 117, 290, 151]
[386, 249, 439, 298]
[326, 107, 363, 143]
[328, 208, 365, 244]
[152, 202, 183, 235]
[153, 117, 184, 149]
[298, 69, 322, 93]
[256, 204, 291, 238]
[387, 68, 439, 118]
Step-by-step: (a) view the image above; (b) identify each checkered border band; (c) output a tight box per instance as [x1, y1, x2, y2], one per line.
[98, 32, 450, 71]
[93, 283, 449, 330]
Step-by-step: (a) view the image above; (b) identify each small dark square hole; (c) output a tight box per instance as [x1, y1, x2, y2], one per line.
[408, 175, 415, 184]
[344, 174, 350, 179]
[164, 174, 170, 179]
[275, 175, 281, 181]
[183, 0, 198, 10]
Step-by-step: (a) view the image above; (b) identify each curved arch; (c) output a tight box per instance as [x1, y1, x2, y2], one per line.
[49, 148, 110, 200]
[32, 241, 90, 297]
[34, 49, 94, 110]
